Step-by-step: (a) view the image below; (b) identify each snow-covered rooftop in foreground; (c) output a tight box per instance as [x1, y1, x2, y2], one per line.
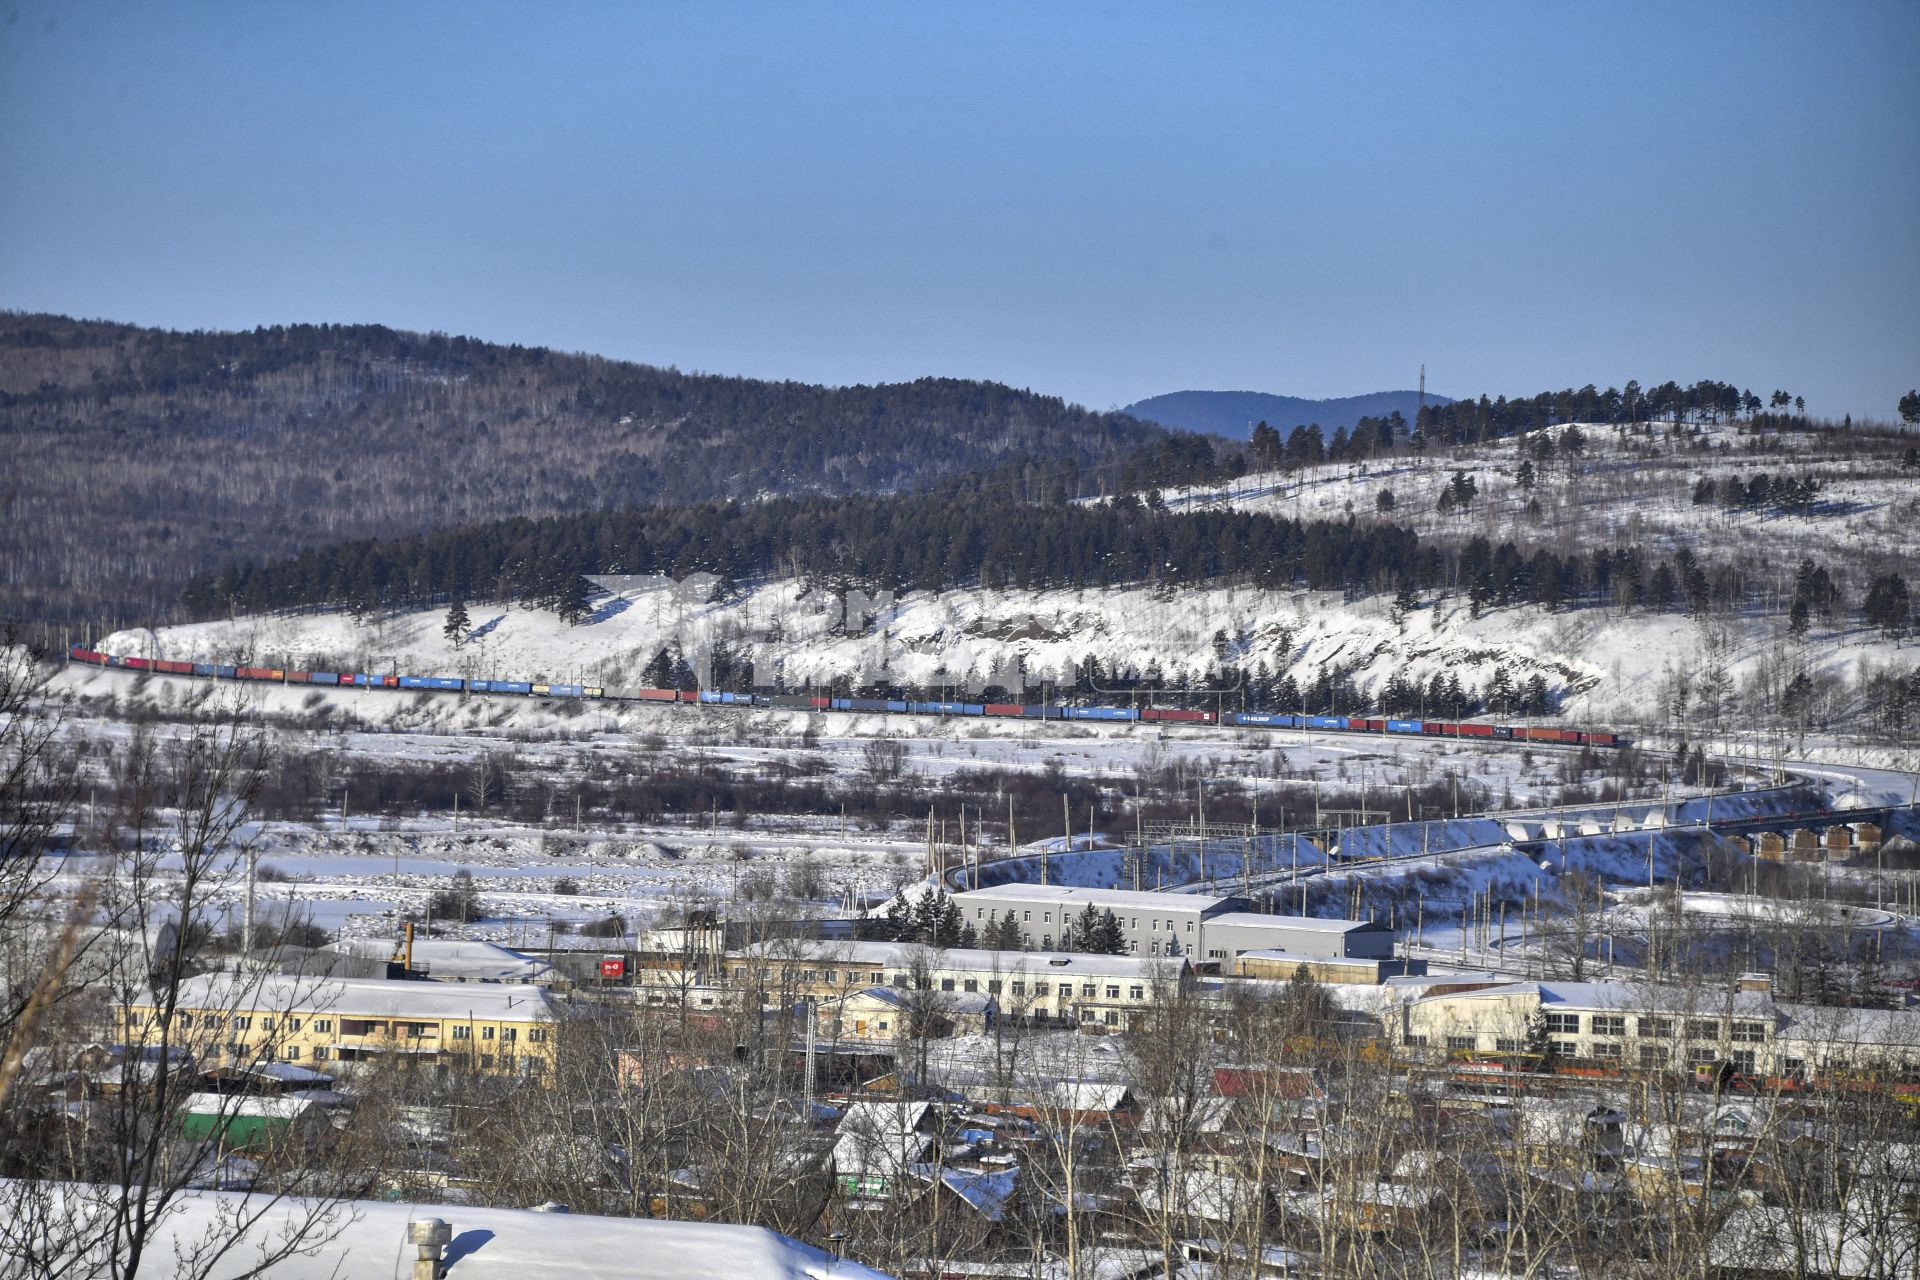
[22, 1186, 894, 1279]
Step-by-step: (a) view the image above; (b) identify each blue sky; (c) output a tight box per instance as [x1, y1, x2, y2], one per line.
[2, 1, 1915, 419]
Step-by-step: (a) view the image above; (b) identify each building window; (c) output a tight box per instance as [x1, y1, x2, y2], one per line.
[233, 1016, 251, 1031]
[312, 1047, 328, 1061]
[260, 1018, 274, 1032]
[1185, 921, 1193, 933]
[977, 909, 985, 919]
[482, 1026, 495, 1041]
[941, 979, 955, 992]
[1131, 918, 1138, 929]
[285, 1046, 301, 1060]
[1403, 1033, 1428, 1048]
[1105, 985, 1120, 999]
[1080, 1008, 1096, 1022]
[1042, 936, 1053, 950]
[528, 1027, 547, 1043]
[1150, 941, 1160, 956]
[987, 981, 1002, 995]
[1544, 1012, 1579, 1035]
[964, 979, 978, 993]
[892, 973, 907, 988]
[1081, 983, 1096, 998]
[1010, 982, 1025, 996]
[286, 1018, 301, 1033]
[1688, 1047, 1717, 1066]
[480, 1055, 493, 1069]
[452, 1025, 471, 1040]
[1023, 911, 1031, 922]
[1637, 1016, 1671, 1039]
[1591, 1015, 1625, 1037]
[313, 1019, 331, 1034]
[179, 1013, 194, 1028]
[1730, 1020, 1767, 1043]
[1033, 982, 1049, 997]
[1446, 1035, 1477, 1051]
[1551, 1040, 1578, 1058]
[1043, 913, 1052, 924]
[1129, 985, 1143, 1000]
[1594, 1043, 1623, 1060]
[1495, 1038, 1523, 1053]
[500, 1055, 514, 1070]
[501, 1027, 517, 1042]
[1638, 1046, 1668, 1069]
[824, 971, 838, 984]
[1129, 941, 1138, 953]
[1686, 1019, 1718, 1040]
[870, 972, 883, 984]
[1104, 1011, 1118, 1026]
[1730, 1050, 1757, 1073]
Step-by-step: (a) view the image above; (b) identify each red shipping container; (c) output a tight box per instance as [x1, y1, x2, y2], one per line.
[637, 688, 677, 702]
[984, 703, 1024, 717]
[1459, 723, 1494, 737]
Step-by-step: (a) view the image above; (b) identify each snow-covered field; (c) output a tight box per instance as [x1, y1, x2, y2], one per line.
[47, 679, 1722, 943]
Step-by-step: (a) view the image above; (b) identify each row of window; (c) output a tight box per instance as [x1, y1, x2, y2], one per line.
[160, 1012, 547, 1043]
[1541, 1012, 1768, 1042]
[978, 907, 1193, 934]
[758, 968, 1148, 1002]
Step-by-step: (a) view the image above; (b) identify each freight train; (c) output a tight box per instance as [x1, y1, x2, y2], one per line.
[65, 646, 1623, 748]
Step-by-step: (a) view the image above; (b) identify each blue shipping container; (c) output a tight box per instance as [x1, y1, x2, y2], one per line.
[1386, 719, 1423, 734]
[192, 663, 215, 676]
[1065, 706, 1137, 721]
[216, 665, 237, 679]
[549, 684, 584, 697]
[1307, 715, 1348, 729]
[310, 672, 339, 685]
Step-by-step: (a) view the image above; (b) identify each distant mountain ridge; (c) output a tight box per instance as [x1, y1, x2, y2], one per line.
[1124, 388, 1452, 440]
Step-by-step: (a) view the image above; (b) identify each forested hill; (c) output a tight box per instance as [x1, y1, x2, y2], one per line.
[1126, 388, 1448, 439]
[0, 314, 1167, 625]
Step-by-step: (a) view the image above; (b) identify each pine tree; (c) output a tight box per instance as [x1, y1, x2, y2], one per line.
[556, 574, 593, 625]
[1068, 903, 1104, 952]
[442, 597, 470, 647]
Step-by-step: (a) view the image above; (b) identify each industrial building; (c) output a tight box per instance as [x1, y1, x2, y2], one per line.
[949, 884, 1395, 966]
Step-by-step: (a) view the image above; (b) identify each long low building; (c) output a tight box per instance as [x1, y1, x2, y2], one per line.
[728, 939, 1187, 1031]
[1400, 975, 1920, 1079]
[122, 972, 565, 1077]
[949, 884, 1395, 965]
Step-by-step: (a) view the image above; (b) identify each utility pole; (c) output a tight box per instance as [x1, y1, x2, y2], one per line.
[1417, 364, 1426, 442]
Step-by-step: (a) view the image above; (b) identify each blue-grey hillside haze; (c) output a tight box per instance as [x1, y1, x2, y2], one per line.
[1124, 390, 1454, 441]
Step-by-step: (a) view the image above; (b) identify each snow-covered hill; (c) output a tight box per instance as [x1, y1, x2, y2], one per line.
[90, 421, 1916, 741]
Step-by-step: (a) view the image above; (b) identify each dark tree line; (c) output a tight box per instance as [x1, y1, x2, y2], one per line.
[0, 313, 1166, 625]
[184, 479, 1905, 647]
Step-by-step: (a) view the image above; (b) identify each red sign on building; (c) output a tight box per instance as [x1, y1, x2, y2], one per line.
[599, 956, 626, 979]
